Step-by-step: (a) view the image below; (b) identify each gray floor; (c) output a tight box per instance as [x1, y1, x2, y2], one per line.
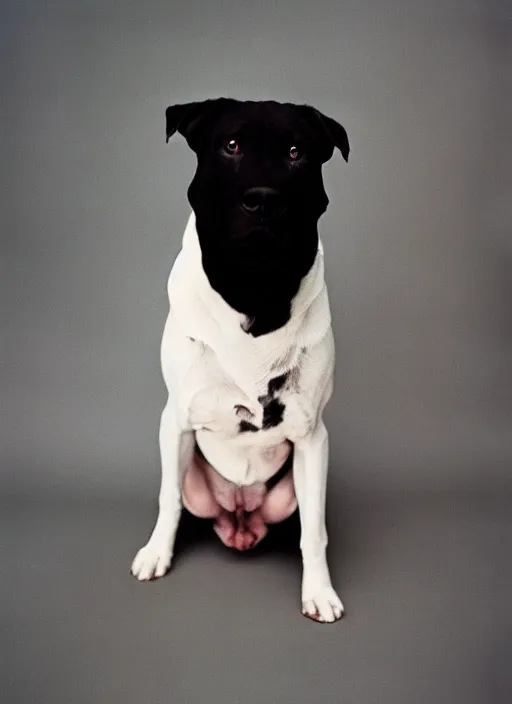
[4, 487, 512, 704]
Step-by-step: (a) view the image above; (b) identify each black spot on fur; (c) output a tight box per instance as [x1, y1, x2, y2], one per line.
[255, 372, 289, 429]
[267, 372, 288, 396]
[239, 420, 259, 433]
[287, 365, 301, 389]
[261, 398, 285, 429]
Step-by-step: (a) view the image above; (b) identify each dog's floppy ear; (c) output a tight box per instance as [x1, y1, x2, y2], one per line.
[165, 98, 231, 152]
[300, 106, 350, 163]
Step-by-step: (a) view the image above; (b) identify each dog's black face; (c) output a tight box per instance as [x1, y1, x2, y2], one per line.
[166, 98, 349, 336]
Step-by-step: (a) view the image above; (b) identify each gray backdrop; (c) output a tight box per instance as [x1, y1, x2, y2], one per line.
[2, 2, 512, 703]
[3, 0, 512, 498]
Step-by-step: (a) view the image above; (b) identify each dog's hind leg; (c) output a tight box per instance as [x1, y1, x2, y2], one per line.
[259, 469, 297, 524]
[182, 448, 223, 519]
[182, 449, 267, 550]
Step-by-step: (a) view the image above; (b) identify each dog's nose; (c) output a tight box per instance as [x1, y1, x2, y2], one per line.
[241, 187, 284, 217]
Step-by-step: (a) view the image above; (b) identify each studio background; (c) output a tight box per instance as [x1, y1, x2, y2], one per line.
[2, 2, 512, 704]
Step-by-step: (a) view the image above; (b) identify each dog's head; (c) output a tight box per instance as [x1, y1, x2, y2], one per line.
[165, 98, 349, 335]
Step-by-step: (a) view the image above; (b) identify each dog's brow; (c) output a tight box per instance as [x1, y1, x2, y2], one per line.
[216, 114, 245, 133]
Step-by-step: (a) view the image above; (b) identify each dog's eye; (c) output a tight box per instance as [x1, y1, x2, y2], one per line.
[225, 139, 240, 155]
[289, 145, 301, 160]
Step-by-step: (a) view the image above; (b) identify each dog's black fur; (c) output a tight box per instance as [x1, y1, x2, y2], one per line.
[165, 98, 349, 337]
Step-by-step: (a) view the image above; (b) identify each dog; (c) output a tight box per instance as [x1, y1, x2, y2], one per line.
[131, 98, 350, 623]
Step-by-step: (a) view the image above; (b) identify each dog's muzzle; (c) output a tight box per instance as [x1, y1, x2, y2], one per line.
[240, 187, 286, 220]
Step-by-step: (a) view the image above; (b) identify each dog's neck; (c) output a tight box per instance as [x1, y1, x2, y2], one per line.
[169, 213, 330, 395]
[180, 212, 324, 338]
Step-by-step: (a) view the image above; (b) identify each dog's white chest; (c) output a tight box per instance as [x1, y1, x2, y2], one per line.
[184, 344, 312, 485]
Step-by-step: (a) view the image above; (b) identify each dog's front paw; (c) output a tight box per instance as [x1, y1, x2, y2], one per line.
[302, 586, 344, 623]
[131, 541, 173, 581]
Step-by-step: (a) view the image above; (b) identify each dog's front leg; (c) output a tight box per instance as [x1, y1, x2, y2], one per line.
[293, 422, 344, 623]
[131, 402, 194, 581]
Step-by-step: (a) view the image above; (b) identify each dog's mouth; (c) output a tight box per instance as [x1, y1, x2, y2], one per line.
[227, 217, 277, 243]
[216, 227, 288, 266]
[232, 228, 281, 253]
[245, 222, 274, 236]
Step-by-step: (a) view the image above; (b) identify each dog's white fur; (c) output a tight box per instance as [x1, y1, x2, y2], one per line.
[131, 211, 343, 622]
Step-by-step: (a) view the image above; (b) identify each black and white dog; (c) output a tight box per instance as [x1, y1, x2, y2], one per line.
[131, 98, 350, 623]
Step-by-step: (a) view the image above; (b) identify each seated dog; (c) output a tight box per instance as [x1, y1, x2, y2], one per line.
[131, 98, 350, 623]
